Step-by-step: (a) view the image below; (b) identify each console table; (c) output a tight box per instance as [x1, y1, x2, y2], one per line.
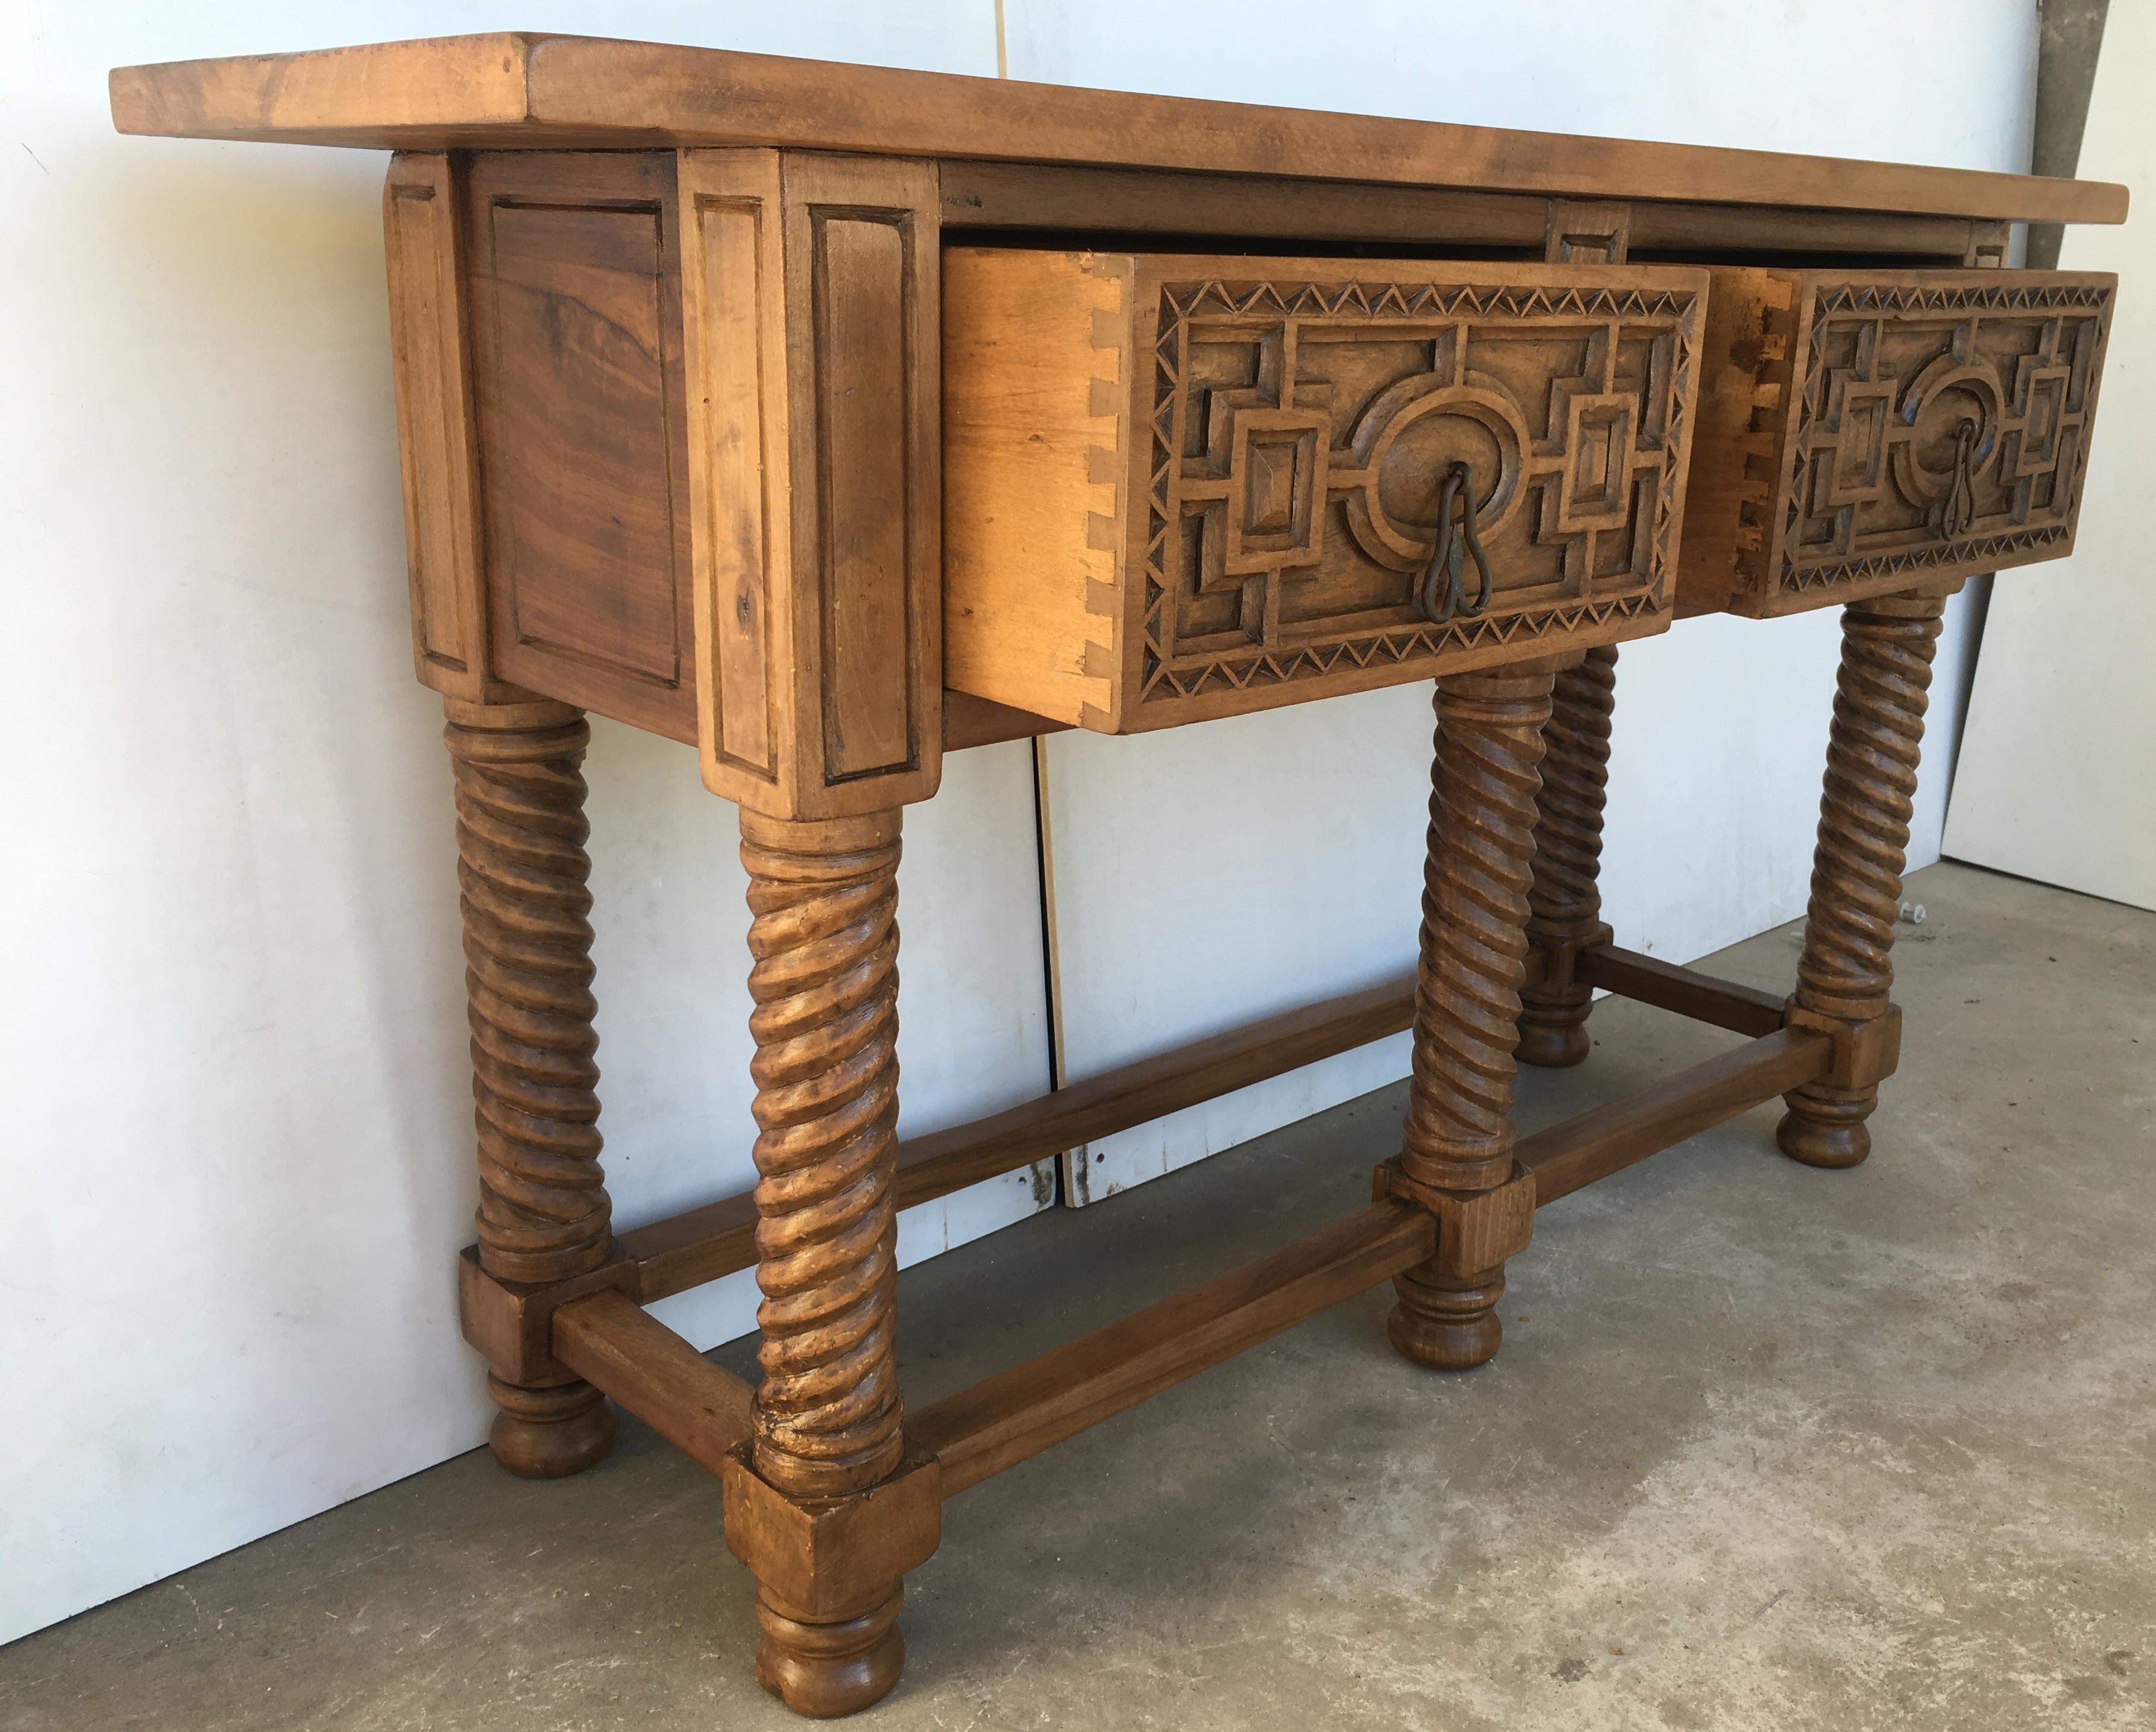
[113, 36, 2125, 1718]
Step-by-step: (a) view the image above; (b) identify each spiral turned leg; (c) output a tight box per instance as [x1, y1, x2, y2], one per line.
[1389, 666, 1554, 1372]
[1518, 644, 1618, 1069]
[738, 808, 911, 1717]
[1778, 590, 1948, 1170]
[445, 698, 616, 1479]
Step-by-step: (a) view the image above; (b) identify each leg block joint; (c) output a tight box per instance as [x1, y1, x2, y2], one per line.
[1375, 1157, 1537, 1279]
[1782, 1000, 1902, 1093]
[722, 1444, 943, 1623]
[457, 1246, 630, 1387]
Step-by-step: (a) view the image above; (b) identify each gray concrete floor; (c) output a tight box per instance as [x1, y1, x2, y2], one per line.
[4, 861, 2151, 1731]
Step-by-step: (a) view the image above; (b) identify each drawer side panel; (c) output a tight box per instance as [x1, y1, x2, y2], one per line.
[943, 248, 1125, 728]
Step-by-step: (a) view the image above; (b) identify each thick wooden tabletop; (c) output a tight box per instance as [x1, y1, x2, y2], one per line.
[112, 32, 2125, 226]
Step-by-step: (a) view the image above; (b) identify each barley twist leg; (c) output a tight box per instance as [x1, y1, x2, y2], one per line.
[1389, 666, 1554, 1371]
[1778, 590, 1947, 1169]
[1518, 644, 1618, 1068]
[740, 808, 910, 1715]
[445, 698, 615, 1478]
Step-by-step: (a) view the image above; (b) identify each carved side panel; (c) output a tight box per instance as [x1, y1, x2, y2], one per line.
[1743, 271, 2115, 614]
[462, 153, 699, 742]
[679, 150, 942, 819]
[1122, 265, 1705, 729]
[382, 153, 506, 702]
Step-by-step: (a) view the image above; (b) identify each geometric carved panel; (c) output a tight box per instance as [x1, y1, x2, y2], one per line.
[1775, 274, 2113, 602]
[1137, 272, 1705, 716]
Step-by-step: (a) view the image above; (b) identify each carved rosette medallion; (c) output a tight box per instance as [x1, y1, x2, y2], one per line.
[1136, 276, 1702, 715]
[1776, 278, 2111, 599]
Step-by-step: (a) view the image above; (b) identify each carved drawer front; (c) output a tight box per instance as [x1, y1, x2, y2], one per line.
[944, 250, 1710, 732]
[1680, 268, 2116, 618]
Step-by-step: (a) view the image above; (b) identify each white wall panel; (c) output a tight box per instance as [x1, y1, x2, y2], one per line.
[0, 0, 1040, 1650]
[1945, 5, 2156, 912]
[1009, 0, 2033, 1200]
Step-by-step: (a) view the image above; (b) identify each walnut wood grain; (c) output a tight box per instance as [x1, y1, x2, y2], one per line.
[942, 691, 1066, 751]
[680, 151, 943, 819]
[1683, 269, 2116, 619]
[551, 1291, 753, 1472]
[1778, 588, 1948, 1168]
[461, 153, 698, 742]
[740, 809, 907, 1497]
[1389, 664, 1554, 1371]
[382, 153, 506, 704]
[736, 807, 920, 1713]
[1574, 944, 1788, 1039]
[911, 1203, 1433, 1496]
[614, 969, 1419, 1303]
[110, 35, 2129, 225]
[944, 253, 1705, 734]
[943, 162, 1994, 262]
[1517, 646, 1618, 1068]
[444, 697, 616, 1478]
[1522, 1027, 1831, 1205]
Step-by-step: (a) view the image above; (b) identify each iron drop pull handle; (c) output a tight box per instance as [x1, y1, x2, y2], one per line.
[1941, 416, 1978, 541]
[1416, 460, 1495, 625]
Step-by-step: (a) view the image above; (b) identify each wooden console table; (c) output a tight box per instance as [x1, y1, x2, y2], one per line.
[113, 36, 2125, 1717]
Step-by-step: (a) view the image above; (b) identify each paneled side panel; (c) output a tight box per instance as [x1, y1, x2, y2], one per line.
[382, 152, 491, 699]
[686, 193, 776, 781]
[464, 153, 697, 742]
[680, 149, 943, 819]
[815, 212, 914, 780]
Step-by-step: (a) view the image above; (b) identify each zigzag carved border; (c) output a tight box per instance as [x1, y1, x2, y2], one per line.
[1137, 277, 1699, 707]
[1776, 278, 2110, 597]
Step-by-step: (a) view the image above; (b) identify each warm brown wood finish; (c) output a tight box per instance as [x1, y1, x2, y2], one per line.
[1387, 664, 1554, 1371]
[552, 1291, 753, 1470]
[913, 1203, 1433, 1496]
[118, 36, 2132, 1719]
[945, 252, 1706, 732]
[1778, 587, 1950, 1168]
[680, 151, 943, 820]
[1679, 269, 2116, 617]
[942, 691, 1066, 751]
[443, 698, 618, 1479]
[461, 153, 700, 741]
[110, 35, 2128, 225]
[1518, 646, 1619, 1066]
[735, 807, 920, 1714]
[615, 969, 1418, 1301]
[1521, 1026, 1830, 1204]
[382, 153, 503, 703]
[1575, 943, 1788, 1039]
[945, 162, 2006, 263]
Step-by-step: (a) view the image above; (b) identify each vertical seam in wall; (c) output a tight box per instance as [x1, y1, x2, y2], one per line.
[998, 0, 1073, 1203]
[1030, 735, 1069, 1094]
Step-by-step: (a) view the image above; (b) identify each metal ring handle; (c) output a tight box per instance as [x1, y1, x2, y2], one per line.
[1941, 417, 1978, 541]
[1416, 460, 1495, 625]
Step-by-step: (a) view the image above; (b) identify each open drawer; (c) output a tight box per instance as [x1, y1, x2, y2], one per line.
[1680, 268, 2116, 617]
[944, 250, 1710, 732]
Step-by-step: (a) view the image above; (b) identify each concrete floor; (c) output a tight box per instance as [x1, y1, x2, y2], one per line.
[4, 861, 2151, 1731]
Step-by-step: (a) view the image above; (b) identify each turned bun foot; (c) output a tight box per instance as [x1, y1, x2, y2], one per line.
[486, 1376, 618, 1479]
[1776, 1098, 1873, 1170]
[1388, 1265, 1504, 1371]
[755, 1587, 905, 1718]
[1514, 1015, 1591, 1068]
